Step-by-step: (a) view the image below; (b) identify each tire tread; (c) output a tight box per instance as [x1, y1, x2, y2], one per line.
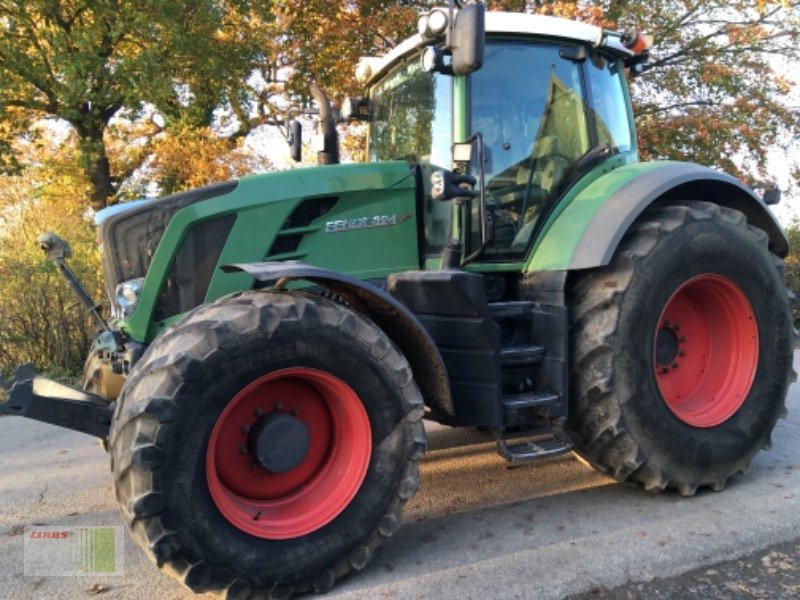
[568, 201, 793, 495]
[110, 291, 425, 598]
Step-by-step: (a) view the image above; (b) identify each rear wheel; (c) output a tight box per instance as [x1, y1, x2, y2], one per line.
[110, 290, 426, 598]
[567, 201, 794, 495]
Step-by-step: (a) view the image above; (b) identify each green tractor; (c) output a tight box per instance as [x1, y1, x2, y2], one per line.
[1, 2, 794, 597]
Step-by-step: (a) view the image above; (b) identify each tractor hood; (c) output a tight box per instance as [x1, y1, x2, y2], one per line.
[107, 161, 419, 342]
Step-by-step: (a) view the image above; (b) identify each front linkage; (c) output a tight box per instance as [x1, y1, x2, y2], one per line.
[0, 364, 112, 439]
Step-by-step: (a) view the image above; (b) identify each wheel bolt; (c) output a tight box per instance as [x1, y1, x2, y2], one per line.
[274, 402, 282, 411]
[672, 323, 680, 331]
[241, 424, 250, 434]
[672, 363, 679, 369]
[678, 351, 685, 357]
[239, 444, 248, 454]
[255, 408, 264, 417]
[679, 337, 686, 343]
[291, 409, 300, 417]
[664, 320, 670, 327]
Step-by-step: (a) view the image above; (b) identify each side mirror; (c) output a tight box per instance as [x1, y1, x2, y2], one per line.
[763, 186, 781, 206]
[288, 120, 302, 162]
[341, 97, 372, 121]
[419, 2, 485, 77]
[450, 3, 485, 76]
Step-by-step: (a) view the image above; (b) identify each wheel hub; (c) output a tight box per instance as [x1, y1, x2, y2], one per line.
[206, 367, 372, 539]
[247, 411, 310, 473]
[655, 325, 679, 366]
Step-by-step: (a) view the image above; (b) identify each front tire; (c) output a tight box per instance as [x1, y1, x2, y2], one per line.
[110, 291, 426, 598]
[567, 201, 794, 495]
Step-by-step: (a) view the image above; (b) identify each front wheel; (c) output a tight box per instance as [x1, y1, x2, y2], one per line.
[567, 201, 794, 495]
[110, 291, 426, 598]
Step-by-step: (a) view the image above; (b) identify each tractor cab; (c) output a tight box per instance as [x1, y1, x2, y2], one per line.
[357, 6, 644, 267]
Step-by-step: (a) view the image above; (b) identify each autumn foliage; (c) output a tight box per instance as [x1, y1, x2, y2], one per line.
[148, 127, 264, 196]
[0, 130, 101, 377]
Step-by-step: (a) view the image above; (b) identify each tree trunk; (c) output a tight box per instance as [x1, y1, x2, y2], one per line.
[73, 121, 116, 210]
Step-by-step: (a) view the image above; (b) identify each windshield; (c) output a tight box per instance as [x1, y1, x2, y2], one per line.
[470, 41, 590, 259]
[369, 58, 453, 254]
[368, 59, 452, 166]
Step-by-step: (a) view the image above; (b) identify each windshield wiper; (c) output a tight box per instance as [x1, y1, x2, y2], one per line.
[576, 143, 615, 172]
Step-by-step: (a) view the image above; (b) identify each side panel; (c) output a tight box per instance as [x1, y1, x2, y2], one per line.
[389, 270, 503, 426]
[122, 162, 419, 342]
[527, 161, 788, 272]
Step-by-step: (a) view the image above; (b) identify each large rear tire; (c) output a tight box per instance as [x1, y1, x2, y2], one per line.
[109, 290, 426, 598]
[567, 201, 794, 495]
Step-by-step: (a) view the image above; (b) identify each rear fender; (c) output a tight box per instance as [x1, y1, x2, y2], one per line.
[529, 161, 788, 272]
[222, 262, 454, 417]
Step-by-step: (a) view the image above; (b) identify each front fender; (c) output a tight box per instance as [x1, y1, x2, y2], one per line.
[528, 161, 788, 272]
[222, 262, 454, 417]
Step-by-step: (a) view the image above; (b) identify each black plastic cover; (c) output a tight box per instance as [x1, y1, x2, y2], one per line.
[99, 181, 237, 300]
[154, 213, 236, 321]
[389, 270, 503, 426]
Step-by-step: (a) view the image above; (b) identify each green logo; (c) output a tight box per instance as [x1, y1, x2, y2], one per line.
[73, 527, 117, 573]
[24, 526, 124, 576]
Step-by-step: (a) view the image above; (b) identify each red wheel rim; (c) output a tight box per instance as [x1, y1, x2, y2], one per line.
[206, 368, 371, 539]
[653, 274, 758, 428]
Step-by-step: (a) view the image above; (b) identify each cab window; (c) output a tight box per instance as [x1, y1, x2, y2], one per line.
[469, 41, 590, 259]
[585, 53, 634, 154]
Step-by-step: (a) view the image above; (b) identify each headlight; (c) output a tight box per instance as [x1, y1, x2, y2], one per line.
[115, 277, 144, 318]
[427, 9, 448, 36]
[421, 46, 446, 73]
[418, 8, 448, 40]
[355, 58, 376, 84]
[417, 13, 430, 37]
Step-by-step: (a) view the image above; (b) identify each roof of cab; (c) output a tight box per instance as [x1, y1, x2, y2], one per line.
[362, 10, 630, 85]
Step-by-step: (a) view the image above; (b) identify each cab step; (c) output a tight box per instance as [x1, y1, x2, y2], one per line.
[502, 391, 560, 423]
[489, 300, 534, 319]
[500, 345, 545, 367]
[495, 430, 573, 464]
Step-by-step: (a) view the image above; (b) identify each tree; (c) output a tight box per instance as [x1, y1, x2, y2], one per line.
[280, 0, 428, 99]
[616, 0, 800, 189]
[0, 127, 101, 376]
[147, 125, 272, 195]
[489, 0, 800, 190]
[0, 1, 277, 209]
